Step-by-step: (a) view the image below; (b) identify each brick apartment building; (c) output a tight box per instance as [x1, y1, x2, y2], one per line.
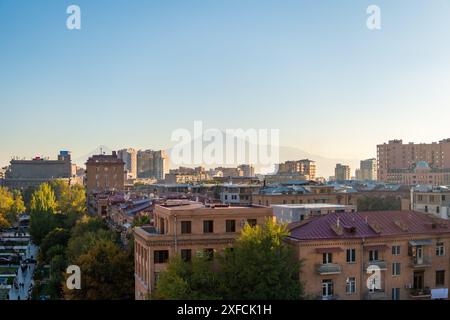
[133, 200, 273, 299]
[286, 210, 450, 300]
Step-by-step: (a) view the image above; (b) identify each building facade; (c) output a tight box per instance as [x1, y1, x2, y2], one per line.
[287, 210, 450, 300]
[133, 201, 273, 299]
[411, 185, 450, 219]
[85, 151, 126, 194]
[377, 139, 450, 182]
[360, 158, 377, 181]
[137, 150, 169, 180]
[272, 204, 356, 224]
[118, 148, 138, 179]
[335, 164, 351, 181]
[278, 159, 316, 180]
[4, 151, 75, 189]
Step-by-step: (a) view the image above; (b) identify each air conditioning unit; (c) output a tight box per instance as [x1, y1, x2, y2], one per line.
[405, 283, 413, 289]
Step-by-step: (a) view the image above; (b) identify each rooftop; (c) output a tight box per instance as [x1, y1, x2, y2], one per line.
[272, 204, 352, 209]
[289, 210, 450, 241]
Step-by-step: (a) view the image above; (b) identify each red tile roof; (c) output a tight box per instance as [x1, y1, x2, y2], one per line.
[289, 211, 450, 241]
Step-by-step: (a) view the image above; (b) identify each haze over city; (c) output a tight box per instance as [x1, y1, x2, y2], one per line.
[2, 0, 450, 175]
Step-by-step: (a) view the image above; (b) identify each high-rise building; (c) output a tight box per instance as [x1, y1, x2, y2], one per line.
[377, 139, 450, 182]
[277, 159, 316, 180]
[118, 148, 137, 179]
[360, 158, 377, 181]
[335, 164, 351, 181]
[137, 150, 168, 180]
[85, 151, 125, 194]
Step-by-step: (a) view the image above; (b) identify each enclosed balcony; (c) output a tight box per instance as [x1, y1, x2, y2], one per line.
[365, 260, 387, 271]
[410, 256, 432, 268]
[316, 263, 342, 275]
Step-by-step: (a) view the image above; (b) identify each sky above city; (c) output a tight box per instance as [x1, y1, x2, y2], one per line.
[2, 0, 450, 176]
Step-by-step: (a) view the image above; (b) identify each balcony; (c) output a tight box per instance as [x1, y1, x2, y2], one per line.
[365, 290, 387, 300]
[410, 256, 432, 268]
[410, 287, 431, 299]
[365, 260, 387, 271]
[316, 263, 342, 275]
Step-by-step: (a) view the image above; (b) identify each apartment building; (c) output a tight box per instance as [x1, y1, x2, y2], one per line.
[272, 204, 356, 224]
[85, 152, 126, 194]
[377, 139, 450, 183]
[117, 148, 138, 179]
[411, 185, 450, 219]
[137, 150, 169, 180]
[359, 158, 377, 181]
[286, 210, 450, 300]
[335, 164, 351, 181]
[252, 185, 358, 207]
[133, 200, 273, 299]
[277, 159, 316, 180]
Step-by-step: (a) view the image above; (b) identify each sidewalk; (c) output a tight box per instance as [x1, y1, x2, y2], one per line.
[8, 244, 38, 300]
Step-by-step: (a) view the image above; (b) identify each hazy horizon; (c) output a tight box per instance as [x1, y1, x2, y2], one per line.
[2, 1, 450, 176]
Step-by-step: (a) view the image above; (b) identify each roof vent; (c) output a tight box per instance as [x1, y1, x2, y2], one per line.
[394, 220, 408, 232]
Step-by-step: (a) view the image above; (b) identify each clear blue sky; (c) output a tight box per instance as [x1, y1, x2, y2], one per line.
[2, 0, 450, 174]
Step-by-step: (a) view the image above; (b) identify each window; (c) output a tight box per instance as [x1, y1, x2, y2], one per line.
[436, 270, 445, 286]
[204, 248, 214, 261]
[392, 288, 400, 300]
[346, 249, 356, 263]
[247, 219, 257, 227]
[181, 221, 191, 234]
[369, 250, 379, 262]
[203, 220, 214, 233]
[436, 242, 445, 256]
[224, 195, 228, 200]
[392, 245, 401, 256]
[322, 280, 334, 298]
[346, 277, 356, 294]
[226, 220, 236, 233]
[425, 206, 428, 213]
[418, 195, 423, 201]
[231, 195, 237, 200]
[181, 249, 192, 262]
[442, 195, 446, 201]
[392, 262, 401, 276]
[154, 250, 169, 264]
[323, 252, 333, 264]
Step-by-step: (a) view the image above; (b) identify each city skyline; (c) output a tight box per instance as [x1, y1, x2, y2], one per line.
[2, 1, 450, 175]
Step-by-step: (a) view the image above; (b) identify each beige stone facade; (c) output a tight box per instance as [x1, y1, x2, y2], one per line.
[133, 200, 273, 300]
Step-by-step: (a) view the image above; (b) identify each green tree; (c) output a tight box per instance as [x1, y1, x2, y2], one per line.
[64, 239, 134, 300]
[219, 219, 303, 300]
[29, 183, 59, 244]
[39, 228, 70, 263]
[0, 187, 26, 228]
[30, 183, 57, 214]
[153, 255, 222, 300]
[49, 180, 86, 215]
